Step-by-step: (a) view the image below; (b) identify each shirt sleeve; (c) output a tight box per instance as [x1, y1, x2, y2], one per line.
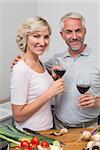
[10, 65, 30, 105]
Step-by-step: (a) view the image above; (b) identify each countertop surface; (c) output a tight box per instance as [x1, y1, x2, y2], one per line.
[0, 101, 12, 121]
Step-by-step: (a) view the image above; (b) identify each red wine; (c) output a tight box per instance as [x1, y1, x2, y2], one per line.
[77, 85, 90, 94]
[54, 69, 66, 78]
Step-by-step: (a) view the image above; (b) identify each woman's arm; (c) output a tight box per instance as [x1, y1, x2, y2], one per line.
[12, 78, 64, 123]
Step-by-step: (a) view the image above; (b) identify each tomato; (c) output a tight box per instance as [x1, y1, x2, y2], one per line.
[30, 144, 38, 150]
[20, 140, 30, 148]
[22, 148, 32, 150]
[14, 145, 21, 150]
[41, 140, 50, 148]
[31, 136, 40, 146]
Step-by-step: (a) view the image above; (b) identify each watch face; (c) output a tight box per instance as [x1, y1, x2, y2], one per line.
[0, 139, 8, 149]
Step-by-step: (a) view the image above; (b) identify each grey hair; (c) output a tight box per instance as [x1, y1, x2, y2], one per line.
[60, 12, 86, 29]
[16, 17, 52, 52]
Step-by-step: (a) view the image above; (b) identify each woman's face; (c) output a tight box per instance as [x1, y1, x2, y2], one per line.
[26, 28, 50, 56]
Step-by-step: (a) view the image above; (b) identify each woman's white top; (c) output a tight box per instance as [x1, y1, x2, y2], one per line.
[10, 59, 54, 131]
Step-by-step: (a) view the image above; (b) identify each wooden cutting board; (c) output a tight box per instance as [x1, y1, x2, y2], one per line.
[40, 128, 92, 150]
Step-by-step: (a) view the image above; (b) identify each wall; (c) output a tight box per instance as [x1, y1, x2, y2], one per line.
[0, 1, 38, 100]
[0, 0, 100, 100]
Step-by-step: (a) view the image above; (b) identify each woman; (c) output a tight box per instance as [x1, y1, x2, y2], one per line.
[10, 17, 64, 131]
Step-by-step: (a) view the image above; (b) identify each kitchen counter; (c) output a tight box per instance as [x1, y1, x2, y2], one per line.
[0, 98, 9, 104]
[0, 101, 12, 124]
[9, 128, 93, 150]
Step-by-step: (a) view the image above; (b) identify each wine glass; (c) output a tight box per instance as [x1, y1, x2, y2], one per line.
[53, 57, 66, 78]
[76, 73, 91, 94]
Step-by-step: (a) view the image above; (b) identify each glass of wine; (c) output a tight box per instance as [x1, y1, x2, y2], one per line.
[53, 57, 66, 78]
[76, 73, 91, 94]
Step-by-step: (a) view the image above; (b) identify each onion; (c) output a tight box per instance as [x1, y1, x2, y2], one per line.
[91, 134, 100, 142]
[78, 130, 92, 141]
[50, 128, 68, 136]
[86, 141, 94, 149]
[91, 141, 100, 150]
[86, 141, 100, 150]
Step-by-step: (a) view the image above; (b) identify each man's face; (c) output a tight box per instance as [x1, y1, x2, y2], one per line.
[60, 18, 86, 51]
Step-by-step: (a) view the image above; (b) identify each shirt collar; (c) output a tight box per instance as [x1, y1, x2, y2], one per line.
[63, 45, 91, 58]
[63, 50, 71, 58]
[81, 45, 91, 56]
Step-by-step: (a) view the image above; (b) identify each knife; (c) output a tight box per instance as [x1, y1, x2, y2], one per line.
[23, 128, 65, 145]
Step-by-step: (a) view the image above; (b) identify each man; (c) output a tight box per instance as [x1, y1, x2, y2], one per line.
[12, 12, 100, 129]
[45, 12, 100, 129]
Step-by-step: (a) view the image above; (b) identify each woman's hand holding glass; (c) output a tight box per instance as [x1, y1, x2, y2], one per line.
[47, 78, 65, 98]
[51, 57, 66, 79]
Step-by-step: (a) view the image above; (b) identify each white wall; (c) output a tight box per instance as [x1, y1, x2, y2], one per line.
[0, 2, 38, 99]
[0, 0, 100, 100]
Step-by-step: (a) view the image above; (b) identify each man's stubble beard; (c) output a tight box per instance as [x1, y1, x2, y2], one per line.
[66, 39, 84, 51]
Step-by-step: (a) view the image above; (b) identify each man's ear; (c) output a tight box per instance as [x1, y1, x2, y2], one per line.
[60, 31, 64, 40]
[60, 31, 62, 36]
[84, 27, 86, 35]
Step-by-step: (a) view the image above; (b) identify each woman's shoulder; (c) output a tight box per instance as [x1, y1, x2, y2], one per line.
[11, 59, 32, 81]
[12, 59, 29, 74]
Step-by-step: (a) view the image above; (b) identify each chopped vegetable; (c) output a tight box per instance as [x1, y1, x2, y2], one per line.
[78, 130, 92, 141]
[53, 140, 61, 148]
[20, 140, 30, 147]
[0, 124, 33, 141]
[0, 124, 62, 150]
[23, 127, 59, 144]
[91, 134, 100, 142]
[0, 134, 20, 145]
[31, 136, 40, 146]
[41, 140, 50, 148]
[86, 141, 94, 149]
[14, 145, 21, 150]
[50, 128, 68, 136]
[86, 141, 100, 150]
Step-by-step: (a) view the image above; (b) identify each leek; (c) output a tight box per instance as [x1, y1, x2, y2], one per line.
[0, 134, 20, 145]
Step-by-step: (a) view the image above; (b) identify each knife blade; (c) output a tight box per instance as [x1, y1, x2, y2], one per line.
[23, 128, 65, 145]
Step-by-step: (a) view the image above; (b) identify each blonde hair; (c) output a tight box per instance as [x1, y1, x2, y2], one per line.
[16, 17, 52, 52]
[60, 12, 86, 29]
